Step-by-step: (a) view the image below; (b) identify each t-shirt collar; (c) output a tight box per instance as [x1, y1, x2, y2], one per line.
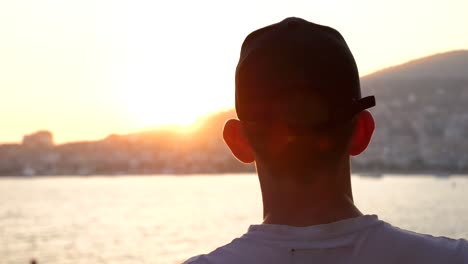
[245, 214, 381, 241]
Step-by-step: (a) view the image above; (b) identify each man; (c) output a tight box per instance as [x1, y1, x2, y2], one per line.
[185, 17, 468, 263]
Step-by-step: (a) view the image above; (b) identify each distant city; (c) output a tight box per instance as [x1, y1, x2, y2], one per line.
[1, 50, 467, 176]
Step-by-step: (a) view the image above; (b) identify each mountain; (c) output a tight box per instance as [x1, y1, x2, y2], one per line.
[356, 50, 468, 172]
[364, 50, 468, 81]
[0, 50, 467, 176]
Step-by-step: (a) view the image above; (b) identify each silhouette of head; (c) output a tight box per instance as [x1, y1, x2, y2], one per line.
[224, 17, 375, 176]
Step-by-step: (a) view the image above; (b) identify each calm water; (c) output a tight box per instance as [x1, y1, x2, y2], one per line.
[0, 174, 467, 264]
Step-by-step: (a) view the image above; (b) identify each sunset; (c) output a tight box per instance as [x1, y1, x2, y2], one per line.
[1, 0, 467, 143]
[1, 1, 468, 264]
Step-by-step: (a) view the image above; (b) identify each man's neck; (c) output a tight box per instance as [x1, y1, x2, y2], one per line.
[258, 163, 362, 227]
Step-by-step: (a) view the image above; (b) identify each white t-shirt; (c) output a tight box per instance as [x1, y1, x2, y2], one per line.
[184, 215, 468, 264]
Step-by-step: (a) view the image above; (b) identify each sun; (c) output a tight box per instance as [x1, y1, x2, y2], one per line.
[121, 85, 212, 130]
[119, 42, 234, 131]
[126, 95, 199, 127]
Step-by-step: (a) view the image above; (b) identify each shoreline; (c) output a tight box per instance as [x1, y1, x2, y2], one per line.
[0, 171, 466, 178]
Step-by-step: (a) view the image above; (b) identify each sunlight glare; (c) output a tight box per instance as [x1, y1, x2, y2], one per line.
[122, 82, 218, 132]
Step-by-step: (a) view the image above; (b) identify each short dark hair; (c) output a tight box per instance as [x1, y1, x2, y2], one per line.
[241, 117, 357, 178]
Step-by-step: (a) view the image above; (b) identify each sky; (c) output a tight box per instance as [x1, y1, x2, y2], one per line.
[0, 0, 467, 144]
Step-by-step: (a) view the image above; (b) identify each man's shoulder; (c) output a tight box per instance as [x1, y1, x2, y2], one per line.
[182, 238, 249, 264]
[369, 222, 468, 262]
[375, 221, 467, 247]
[183, 255, 206, 264]
[183, 221, 468, 264]
[182, 235, 281, 264]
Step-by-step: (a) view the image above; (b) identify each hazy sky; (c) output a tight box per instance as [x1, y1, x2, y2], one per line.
[1, 0, 467, 143]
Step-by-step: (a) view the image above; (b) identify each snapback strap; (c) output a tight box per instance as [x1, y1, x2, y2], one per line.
[352, 96, 376, 114]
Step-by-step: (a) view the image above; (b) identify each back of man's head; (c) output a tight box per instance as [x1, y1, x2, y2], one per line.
[225, 17, 376, 176]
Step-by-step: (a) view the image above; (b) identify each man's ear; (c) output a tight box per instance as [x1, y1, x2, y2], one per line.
[349, 110, 375, 156]
[223, 119, 255, 163]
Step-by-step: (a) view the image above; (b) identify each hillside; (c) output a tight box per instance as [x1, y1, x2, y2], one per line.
[357, 50, 468, 172]
[364, 50, 468, 81]
[0, 50, 467, 176]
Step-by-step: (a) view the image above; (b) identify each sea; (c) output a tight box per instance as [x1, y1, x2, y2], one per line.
[1, 174, 467, 264]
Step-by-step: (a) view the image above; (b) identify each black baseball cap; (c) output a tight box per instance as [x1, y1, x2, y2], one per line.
[235, 17, 375, 130]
